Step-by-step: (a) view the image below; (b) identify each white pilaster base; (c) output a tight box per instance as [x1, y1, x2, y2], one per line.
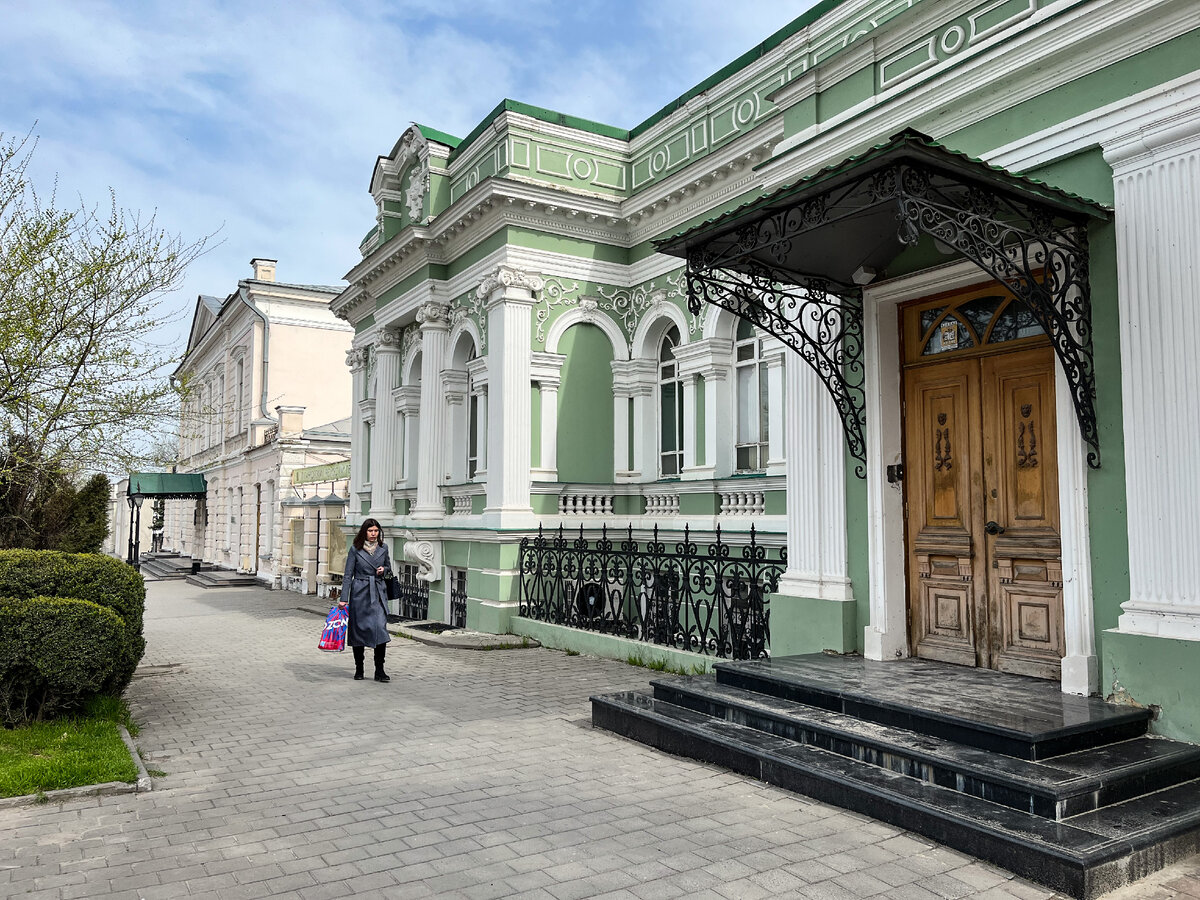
[1061, 653, 1100, 697]
[775, 573, 854, 602]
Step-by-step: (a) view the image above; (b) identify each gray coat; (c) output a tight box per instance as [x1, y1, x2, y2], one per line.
[342, 543, 392, 648]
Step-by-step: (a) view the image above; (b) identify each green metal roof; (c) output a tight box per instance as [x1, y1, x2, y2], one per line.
[415, 124, 462, 149]
[127, 472, 207, 499]
[656, 128, 1112, 252]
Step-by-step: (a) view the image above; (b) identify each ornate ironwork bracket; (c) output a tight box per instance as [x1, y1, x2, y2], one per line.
[682, 159, 1100, 474]
[686, 260, 867, 477]
[890, 165, 1099, 467]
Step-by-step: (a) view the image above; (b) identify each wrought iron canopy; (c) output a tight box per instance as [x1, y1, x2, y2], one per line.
[657, 128, 1112, 475]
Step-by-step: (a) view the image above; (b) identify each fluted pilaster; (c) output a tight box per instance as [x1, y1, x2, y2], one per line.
[1108, 125, 1200, 640]
[480, 266, 542, 524]
[412, 303, 450, 519]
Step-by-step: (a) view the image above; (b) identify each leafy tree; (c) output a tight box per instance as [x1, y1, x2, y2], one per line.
[0, 129, 210, 538]
[0, 446, 109, 551]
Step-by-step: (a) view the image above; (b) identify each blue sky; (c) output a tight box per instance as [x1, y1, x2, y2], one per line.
[1, 0, 820, 353]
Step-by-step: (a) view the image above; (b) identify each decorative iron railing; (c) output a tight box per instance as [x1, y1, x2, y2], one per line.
[395, 572, 429, 620]
[450, 583, 467, 629]
[519, 524, 785, 660]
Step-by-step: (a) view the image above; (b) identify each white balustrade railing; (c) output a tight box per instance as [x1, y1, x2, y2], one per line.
[719, 490, 765, 516]
[448, 494, 473, 515]
[644, 492, 680, 516]
[558, 493, 614, 515]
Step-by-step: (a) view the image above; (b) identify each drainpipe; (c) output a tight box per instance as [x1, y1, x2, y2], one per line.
[237, 285, 274, 425]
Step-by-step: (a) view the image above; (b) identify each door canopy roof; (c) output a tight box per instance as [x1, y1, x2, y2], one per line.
[657, 128, 1112, 475]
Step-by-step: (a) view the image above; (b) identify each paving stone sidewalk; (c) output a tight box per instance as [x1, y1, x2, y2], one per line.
[1, 579, 1197, 899]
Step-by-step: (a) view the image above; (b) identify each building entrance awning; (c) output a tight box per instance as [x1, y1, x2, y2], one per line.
[127, 472, 207, 500]
[656, 128, 1112, 474]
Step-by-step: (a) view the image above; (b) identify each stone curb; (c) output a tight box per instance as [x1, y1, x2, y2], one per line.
[0, 724, 151, 810]
[297, 606, 540, 650]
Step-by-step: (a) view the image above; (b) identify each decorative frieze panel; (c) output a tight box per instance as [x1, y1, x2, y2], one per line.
[878, 0, 1037, 91]
[629, 0, 922, 194]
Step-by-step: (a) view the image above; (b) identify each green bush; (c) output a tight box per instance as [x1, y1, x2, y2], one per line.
[0, 551, 146, 689]
[0, 597, 128, 726]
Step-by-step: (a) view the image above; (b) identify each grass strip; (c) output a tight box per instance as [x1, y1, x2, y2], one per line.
[0, 696, 138, 798]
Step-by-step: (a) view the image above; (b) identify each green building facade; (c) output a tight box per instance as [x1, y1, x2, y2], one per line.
[332, 0, 1200, 740]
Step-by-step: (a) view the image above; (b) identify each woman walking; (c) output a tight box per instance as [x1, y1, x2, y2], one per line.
[337, 518, 393, 682]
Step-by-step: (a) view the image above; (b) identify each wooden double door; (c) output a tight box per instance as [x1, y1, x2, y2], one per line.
[902, 286, 1064, 680]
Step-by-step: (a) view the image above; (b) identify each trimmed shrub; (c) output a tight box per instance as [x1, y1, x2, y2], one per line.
[0, 551, 145, 690]
[0, 597, 127, 726]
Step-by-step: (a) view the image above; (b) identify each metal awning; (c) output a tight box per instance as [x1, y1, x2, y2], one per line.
[657, 128, 1112, 474]
[127, 472, 207, 499]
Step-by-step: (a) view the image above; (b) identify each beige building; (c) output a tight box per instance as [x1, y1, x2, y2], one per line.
[165, 259, 353, 587]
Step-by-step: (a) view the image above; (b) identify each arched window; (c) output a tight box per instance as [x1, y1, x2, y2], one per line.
[659, 325, 684, 477]
[735, 318, 769, 472]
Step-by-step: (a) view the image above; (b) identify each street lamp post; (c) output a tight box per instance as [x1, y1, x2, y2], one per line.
[127, 483, 145, 571]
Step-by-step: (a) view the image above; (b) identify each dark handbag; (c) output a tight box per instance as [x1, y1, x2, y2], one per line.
[385, 570, 401, 602]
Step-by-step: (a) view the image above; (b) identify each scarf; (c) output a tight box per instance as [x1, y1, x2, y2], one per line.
[363, 539, 379, 554]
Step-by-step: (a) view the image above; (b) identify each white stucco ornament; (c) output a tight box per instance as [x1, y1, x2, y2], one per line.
[401, 530, 441, 583]
[476, 265, 544, 301]
[405, 162, 429, 222]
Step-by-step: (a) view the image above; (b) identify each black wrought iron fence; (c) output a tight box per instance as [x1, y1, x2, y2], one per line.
[450, 570, 467, 629]
[519, 524, 785, 659]
[396, 571, 429, 620]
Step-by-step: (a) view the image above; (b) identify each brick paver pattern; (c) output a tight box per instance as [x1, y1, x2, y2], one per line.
[1, 579, 1198, 899]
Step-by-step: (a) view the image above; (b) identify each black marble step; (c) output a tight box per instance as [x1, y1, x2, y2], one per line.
[715, 655, 1151, 760]
[651, 676, 1200, 820]
[184, 569, 260, 588]
[591, 690, 1200, 899]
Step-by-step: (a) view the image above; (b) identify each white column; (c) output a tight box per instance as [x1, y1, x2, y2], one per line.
[1107, 123, 1200, 640]
[776, 352, 853, 601]
[674, 338, 733, 480]
[346, 347, 368, 515]
[468, 358, 489, 478]
[480, 265, 541, 525]
[395, 386, 420, 487]
[531, 352, 565, 482]
[442, 369, 468, 482]
[412, 303, 451, 519]
[369, 328, 403, 519]
[612, 359, 656, 481]
[1056, 362, 1098, 695]
[537, 382, 559, 480]
[764, 341, 787, 476]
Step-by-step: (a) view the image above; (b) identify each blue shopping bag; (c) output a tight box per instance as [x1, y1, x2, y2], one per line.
[318, 605, 348, 652]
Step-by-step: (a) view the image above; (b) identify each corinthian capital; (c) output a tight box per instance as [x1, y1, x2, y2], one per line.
[376, 326, 404, 350]
[476, 265, 544, 301]
[345, 347, 369, 371]
[415, 302, 450, 327]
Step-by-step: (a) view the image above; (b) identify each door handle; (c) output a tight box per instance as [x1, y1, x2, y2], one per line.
[984, 521, 1006, 535]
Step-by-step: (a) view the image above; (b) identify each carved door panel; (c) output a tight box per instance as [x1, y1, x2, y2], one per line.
[982, 347, 1063, 679]
[904, 360, 985, 667]
[902, 287, 1063, 678]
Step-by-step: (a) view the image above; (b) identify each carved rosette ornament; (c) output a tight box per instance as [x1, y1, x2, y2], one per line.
[579, 297, 599, 324]
[476, 265, 545, 302]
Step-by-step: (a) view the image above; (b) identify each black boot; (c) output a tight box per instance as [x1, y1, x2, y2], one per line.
[352, 646, 365, 680]
[374, 645, 390, 683]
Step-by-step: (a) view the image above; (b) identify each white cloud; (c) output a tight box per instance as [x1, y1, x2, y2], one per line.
[1, 0, 818, 365]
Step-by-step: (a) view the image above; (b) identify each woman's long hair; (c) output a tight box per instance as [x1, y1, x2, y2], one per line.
[352, 518, 383, 551]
